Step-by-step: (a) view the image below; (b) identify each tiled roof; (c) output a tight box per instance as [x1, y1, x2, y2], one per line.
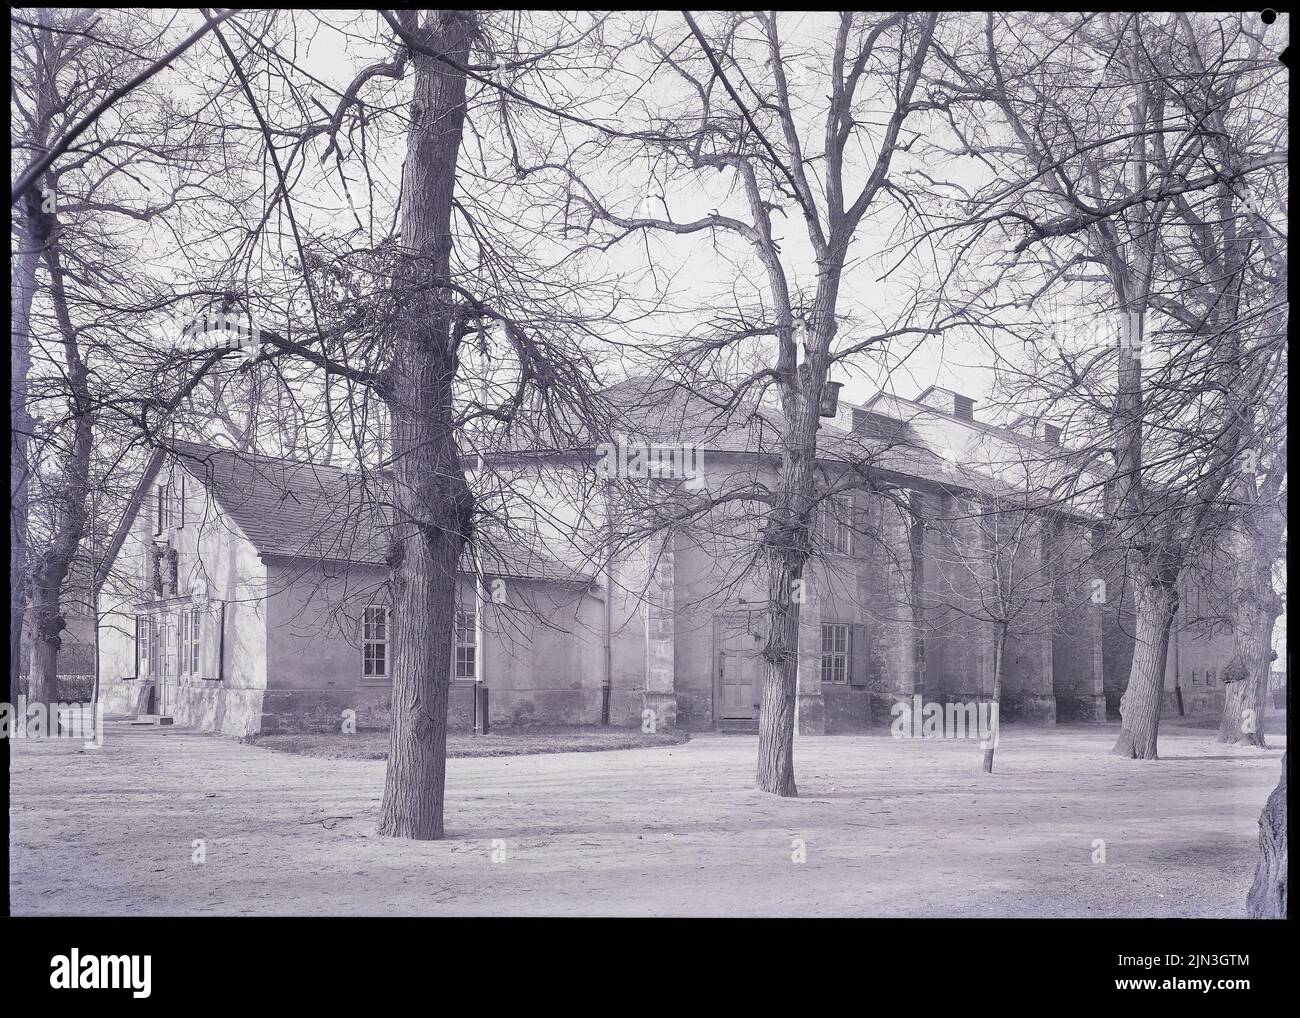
[599, 374, 989, 492]
[166, 440, 591, 584]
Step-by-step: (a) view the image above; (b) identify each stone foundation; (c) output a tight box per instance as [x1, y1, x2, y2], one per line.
[823, 684, 871, 732]
[1055, 694, 1108, 723]
[795, 691, 826, 735]
[1002, 693, 1057, 724]
[642, 691, 678, 732]
[100, 678, 268, 737]
[1164, 687, 1225, 716]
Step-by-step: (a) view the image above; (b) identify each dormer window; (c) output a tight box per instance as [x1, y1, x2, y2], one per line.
[156, 474, 184, 533]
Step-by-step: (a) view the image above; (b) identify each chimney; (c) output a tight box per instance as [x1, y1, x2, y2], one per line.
[1011, 414, 1061, 446]
[918, 386, 976, 422]
[852, 408, 907, 442]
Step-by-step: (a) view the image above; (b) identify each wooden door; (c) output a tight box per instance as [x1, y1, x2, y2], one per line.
[160, 614, 179, 715]
[717, 615, 765, 720]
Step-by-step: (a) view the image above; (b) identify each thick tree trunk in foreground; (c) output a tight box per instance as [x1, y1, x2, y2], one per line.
[982, 623, 1007, 773]
[1217, 516, 1283, 748]
[10, 206, 40, 702]
[1246, 753, 1287, 918]
[27, 588, 65, 707]
[755, 313, 831, 797]
[376, 10, 474, 840]
[1110, 579, 1178, 759]
[1217, 651, 1272, 748]
[26, 242, 94, 707]
[756, 555, 802, 796]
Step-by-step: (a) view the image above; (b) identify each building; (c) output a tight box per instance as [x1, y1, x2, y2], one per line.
[95, 377, 1234, 735]
[96, 440, 600, 735]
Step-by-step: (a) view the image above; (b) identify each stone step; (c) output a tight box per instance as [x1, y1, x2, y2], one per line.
[130, 714, 174, 726]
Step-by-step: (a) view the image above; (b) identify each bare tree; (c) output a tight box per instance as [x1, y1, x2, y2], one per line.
[942, 11, 1286, 758]
[560, 10, 942, 796]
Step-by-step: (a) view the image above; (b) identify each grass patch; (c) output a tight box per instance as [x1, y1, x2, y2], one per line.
[244, 725, 689, 761]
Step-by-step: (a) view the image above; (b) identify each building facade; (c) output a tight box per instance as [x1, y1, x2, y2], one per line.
[96, 379, 1234, 735]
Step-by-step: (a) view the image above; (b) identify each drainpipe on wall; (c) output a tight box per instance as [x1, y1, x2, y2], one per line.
[217, 600, 226, 684]
[601, 479, 613, 725]
[472, 341, 488, 735]
[1173, 617, 1184, 716]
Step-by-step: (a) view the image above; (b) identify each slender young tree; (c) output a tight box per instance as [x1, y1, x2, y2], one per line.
[567, 10, 941, 795]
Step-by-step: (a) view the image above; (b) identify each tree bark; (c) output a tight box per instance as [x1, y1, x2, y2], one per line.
[1217, 509, 1283, 748]
[982, 622, 1007, 773]
[1246, 753, 1287, 918]
[1110, 576, 1178, 759]
[754, 290, 839, 796]
[376, 10, 474, 840]
[756, 554, 802, 796]
[10, 197, 41, 702]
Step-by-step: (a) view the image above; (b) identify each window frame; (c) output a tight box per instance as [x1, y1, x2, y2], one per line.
[820, 623, 850, 685]
[454, 607, 477, 680]
[156, 474, 184, 534]
[817, 494, 854, 556]
[361, 605, 390, 681]
[179, 609, 200, 677]
[136, 615, 150, 678]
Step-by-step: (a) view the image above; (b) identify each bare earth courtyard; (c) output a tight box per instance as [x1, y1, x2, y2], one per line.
[10, 720, 1284, 918]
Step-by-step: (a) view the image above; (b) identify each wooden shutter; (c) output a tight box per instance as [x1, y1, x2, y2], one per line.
[849, 623, 870, 687]
[135, 616, 146, 679]
[198, 603, 223, 681]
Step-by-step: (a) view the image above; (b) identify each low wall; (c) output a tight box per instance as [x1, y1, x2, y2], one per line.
[101, 678, 268, 737]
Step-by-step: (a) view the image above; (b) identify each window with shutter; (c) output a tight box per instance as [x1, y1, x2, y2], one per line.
[817, 495, 853, 555]
[820, 623, 849, 683]
[198, 604, 223, 681]
[178, 609, 201, 676]
[148, 616, 160, 678]
[136, 615, 149, 679]
[849, 623, 870, 687]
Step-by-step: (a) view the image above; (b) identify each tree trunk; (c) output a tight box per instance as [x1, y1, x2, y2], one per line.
[754, 322, 833, 796]
[1110, 578, 1178, 759]
[982, 622, 1006, 773]
[11, 193, 45, 701]
[1217, 512, 1283, 748]
[756, 555, 802, 796]
[375, 10, 474, 841]
[1246, 753, 1286, 918]
[27, 583, 63, 706]
[24, 240, 95, 706]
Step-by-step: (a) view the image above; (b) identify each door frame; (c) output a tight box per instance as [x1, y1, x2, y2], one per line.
[713, 609, 766, 725]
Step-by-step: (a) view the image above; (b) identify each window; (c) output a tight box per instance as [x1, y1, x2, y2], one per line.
[148, 617, 160, 678]
[156, 475, 183, 532]
[136, 615, 150, 678]
[953, 394, 975, 421]
[817, 495, 853, 555]
[820, 623, 849, 684]
[180, 610, 200, 676]
[362, 606, 389, 679]
[455, 608, 477, 680]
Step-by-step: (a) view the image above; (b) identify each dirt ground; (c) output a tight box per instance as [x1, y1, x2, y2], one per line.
[8, 717, 1285, 917]
[245, 725, 689, 760]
